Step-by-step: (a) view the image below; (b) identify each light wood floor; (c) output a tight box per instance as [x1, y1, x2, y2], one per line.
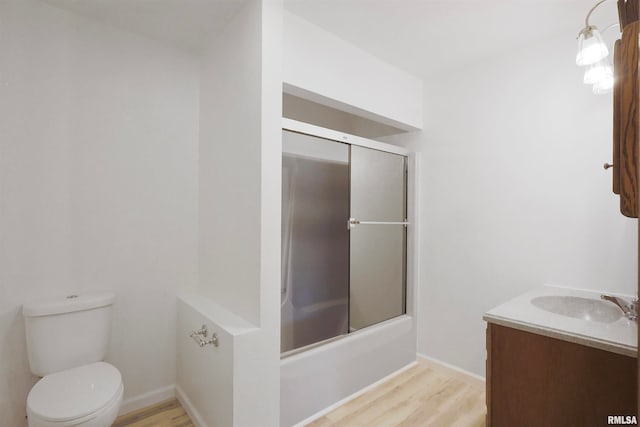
[306, 363, 486, 427]
[112, 363, 485, 427]
[112, 399, 194, 427]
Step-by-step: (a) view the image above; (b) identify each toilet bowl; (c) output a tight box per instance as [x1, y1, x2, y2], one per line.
[27, 362, 123, 427]
[23, 292, 123, 426]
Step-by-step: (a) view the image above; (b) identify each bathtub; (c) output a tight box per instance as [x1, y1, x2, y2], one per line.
[281, 297, 348, 355]
[280, 314, 416, 426]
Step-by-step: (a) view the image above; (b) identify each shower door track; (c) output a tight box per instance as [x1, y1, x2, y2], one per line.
[282, 118, 409, 157]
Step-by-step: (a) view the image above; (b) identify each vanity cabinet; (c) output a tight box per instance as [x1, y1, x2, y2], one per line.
[612, 20, 640, 217]
[486, 323, 637, 427]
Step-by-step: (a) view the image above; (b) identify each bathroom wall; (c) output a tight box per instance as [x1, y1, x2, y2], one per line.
[283, 11, 423, 131]
[176, 295, 259, 427]
[196, 0, 282, 424]
[198, 0, 264, 327]
[386, 30, 638, 377]
[0, 1, 199, 425]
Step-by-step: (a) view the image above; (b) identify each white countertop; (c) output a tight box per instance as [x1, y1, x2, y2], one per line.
[483, 285, 638, 357]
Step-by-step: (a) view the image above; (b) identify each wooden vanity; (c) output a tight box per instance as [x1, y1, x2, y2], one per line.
[613, 4, 640, 218]
[609, 0, 640, 416]
[484, 286, 637, 427]
[486, 323, 636, 427]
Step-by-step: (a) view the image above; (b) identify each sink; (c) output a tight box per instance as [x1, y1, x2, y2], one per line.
[530, 295, 623, 323]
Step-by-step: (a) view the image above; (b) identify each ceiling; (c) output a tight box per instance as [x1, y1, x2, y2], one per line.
[284, 0, 621, 77]
[41, 0, 248, 52]
[41, 0, 621, 76]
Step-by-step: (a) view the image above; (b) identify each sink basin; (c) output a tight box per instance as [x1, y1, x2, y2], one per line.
[530, 295, 623, 323]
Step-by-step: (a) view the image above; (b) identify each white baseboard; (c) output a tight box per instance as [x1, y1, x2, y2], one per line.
[118, 384, 176, 416]
[292, 361, 418, 427]
[176, 385, 208, 427]
[115, 356, 482, 425]
[416, 353, 485, 389]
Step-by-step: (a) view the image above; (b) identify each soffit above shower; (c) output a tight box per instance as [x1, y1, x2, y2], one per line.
[284, 11, 424, 132]
[40, 0, 248, 52]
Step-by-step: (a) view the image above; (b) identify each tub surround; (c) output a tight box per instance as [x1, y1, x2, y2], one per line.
[483, 285, 637, 357]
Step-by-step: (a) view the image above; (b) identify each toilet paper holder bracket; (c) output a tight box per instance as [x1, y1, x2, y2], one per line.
[189, 324, 219, 348]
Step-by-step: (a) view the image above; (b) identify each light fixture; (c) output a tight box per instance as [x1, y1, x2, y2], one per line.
[583, 58, 613, 84]
[593, 74, 614, 94]
[576, 0, 620, 95]
[576, 26, 609, 65]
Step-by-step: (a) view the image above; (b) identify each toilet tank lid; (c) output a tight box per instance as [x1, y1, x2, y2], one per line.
[23, 292, 115, 317]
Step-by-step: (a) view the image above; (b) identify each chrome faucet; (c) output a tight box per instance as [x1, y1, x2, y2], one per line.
[600, 294, 638, 321]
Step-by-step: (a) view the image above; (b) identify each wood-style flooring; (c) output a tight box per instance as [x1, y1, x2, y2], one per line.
[112, 399, 194, 427]
[112, 362, 485, 427]
[306, 362, 486, 427]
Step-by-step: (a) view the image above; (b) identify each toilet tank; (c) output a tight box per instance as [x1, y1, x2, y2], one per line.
[23, 292, 116, 377]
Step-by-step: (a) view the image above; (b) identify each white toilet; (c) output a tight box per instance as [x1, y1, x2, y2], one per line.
[23, 292, 124, 427]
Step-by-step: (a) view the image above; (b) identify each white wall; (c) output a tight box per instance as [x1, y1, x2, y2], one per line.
[0, 1, 199, 425]
[196, 0, 282, 425]
[176, 295, 259, 427]
[198, 0, 263, 326]
[387, 32, 638, 377]
[283, 11, 423, 132]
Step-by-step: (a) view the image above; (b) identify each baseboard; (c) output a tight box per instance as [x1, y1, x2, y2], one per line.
[115, 357, 481, 425]
[176, 385, 208, 427]
[118, 384, 176, 416]
[292, 361, 418, 427]
[416, 353, 485, 389]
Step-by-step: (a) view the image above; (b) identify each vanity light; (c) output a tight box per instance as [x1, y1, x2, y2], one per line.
[593, 74, 614, 94]
[583, 58, 613, 84]
[576, 0, 619, 95]
[576, 26, 609, 65]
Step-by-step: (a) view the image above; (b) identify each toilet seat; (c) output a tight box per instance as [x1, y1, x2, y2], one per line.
[27, 362, 122, 424]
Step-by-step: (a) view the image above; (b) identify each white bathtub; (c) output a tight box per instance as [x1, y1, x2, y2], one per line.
[280, 314, 416, 426]
[281, 297, 348, 355]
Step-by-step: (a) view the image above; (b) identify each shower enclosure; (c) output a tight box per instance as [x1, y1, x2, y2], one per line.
[281, 126, 407, 354]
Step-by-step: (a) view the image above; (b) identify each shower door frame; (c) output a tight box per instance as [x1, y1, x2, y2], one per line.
[281, 118, 419, 357]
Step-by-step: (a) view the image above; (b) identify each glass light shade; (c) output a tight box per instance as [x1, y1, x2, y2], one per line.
[583, 59, 612, 84]
[576, 26, 609, 65]
[593, 74, 614, 94]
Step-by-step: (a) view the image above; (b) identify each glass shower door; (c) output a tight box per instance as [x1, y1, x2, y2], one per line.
[348, 145, 407, 331]
[281, 130, 350, 353]
[281, 128, 408, 354]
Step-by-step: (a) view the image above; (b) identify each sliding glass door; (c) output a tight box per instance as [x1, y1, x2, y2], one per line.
[349, 146, 407, 331]
[281, 129, 407, 354]
[281, 131, 350, 353]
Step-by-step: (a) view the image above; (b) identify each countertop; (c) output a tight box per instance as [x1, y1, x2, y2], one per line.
[483, 285, 638, 357]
